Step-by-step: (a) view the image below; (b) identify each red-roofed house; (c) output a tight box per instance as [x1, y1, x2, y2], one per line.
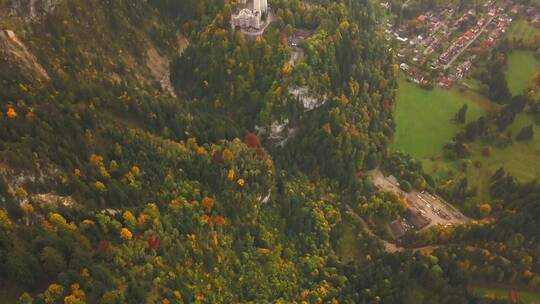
[418, 15, 427, 23]
[438, 76, 452, 89]
[464, 31, 475, 40]
[484, 38, 496, 48]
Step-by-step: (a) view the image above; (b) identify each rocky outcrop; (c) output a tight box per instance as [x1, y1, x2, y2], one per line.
[9, 0, 59, 20]
[0, 29, 49, 80]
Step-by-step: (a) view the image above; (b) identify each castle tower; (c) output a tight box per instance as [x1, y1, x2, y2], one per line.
[253, 0, 267, 13]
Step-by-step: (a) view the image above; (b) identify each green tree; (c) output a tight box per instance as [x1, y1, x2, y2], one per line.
[454, 104, 468, 124]
[401, 180, 412, 192]
[40, 247, 67, 276]
[17, 293, 34, 304]
[414, 176, 427, 191]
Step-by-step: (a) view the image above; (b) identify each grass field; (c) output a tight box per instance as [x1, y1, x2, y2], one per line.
[391, 78, 487, 159]
[506, 50, 540, 96]
[469, 114, 540, 195]
[414, 114, 540, 201]
[392, 76, 540, 201]
[336, 219, 363, 263]
[473, 286, 540, 304]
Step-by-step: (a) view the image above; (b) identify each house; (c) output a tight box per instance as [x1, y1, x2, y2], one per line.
[477, 18, 485, 26]
[405, 207, 431, 229]
[484, 38, 496, 48]
[532, 17, 540, 28]
[464, 31, 475, 40]
[418, 15, 427, 23]
[438, 76, 452, 89]
[455, 37, 464, 47]
[396, 36, 408, 43]
[390, 220, 407, 239]
[400, 63, 410, 71]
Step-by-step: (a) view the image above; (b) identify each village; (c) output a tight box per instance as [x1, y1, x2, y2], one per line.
[383, 0, 540, 89]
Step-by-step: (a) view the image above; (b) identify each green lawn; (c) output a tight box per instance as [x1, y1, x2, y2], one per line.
[391, 77, 540, 201]
[473, 286, 540, 304]
[506, 50, 540, 96]
[391, 78, 486, 159]
[416, 114, 540, 201]
[467, 114, 540, 197]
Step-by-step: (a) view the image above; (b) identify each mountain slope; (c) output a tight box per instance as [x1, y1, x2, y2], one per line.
[0, 0, 498, 303]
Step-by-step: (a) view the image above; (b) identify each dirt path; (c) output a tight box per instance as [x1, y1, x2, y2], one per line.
[344, 205, 404, 253]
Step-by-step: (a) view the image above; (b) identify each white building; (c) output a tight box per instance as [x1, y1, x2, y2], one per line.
[231, 8, 261, 29]
[231, 0, 268, 30]
[253, 0, 268, 13]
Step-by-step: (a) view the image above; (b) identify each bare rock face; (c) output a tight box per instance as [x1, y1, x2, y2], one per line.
[0, 29, 49, 80]
[9, 0, 59, 19]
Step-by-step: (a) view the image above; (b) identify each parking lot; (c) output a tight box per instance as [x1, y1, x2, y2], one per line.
[369, 169, 469, 231]
[407, 190, 469, 228]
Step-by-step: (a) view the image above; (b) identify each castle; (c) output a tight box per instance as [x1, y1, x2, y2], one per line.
[231, 0, 268, 30]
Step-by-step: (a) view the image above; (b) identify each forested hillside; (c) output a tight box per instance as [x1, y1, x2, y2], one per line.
[0, 0, 538, 303]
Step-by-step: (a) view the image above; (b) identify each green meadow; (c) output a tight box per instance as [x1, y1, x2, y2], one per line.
[391, 78, 486, 159]
[506, 50, 540, 96]
[453, 114, 540, 199]
[392, 73, 540, 200]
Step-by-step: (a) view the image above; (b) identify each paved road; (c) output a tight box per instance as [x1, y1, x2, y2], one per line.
[443, 15, 496, 70]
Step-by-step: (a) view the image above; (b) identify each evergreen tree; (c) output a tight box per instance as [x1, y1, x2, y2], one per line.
[516, 124, 534, 141]
[454, 104, 468, 124]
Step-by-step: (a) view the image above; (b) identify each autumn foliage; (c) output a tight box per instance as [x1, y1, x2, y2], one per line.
[244, 132, 260, 148]
[120, 227, 133, 240]
[6, 107, 17, 119]
[202, 196, 215, 212]
[479, 203, 492, 218]
[147, 235, 160, 250]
